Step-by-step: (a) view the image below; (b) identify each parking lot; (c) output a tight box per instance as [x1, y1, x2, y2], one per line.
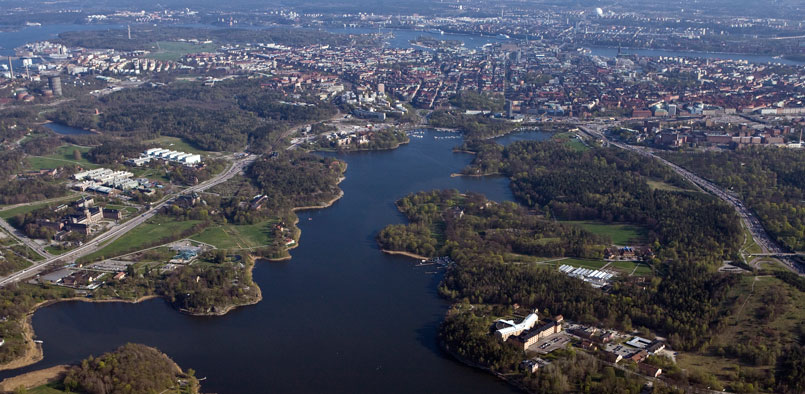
[527, 332, 573, 355]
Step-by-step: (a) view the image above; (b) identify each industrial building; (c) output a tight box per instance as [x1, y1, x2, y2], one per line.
[143, 148, 202, 165]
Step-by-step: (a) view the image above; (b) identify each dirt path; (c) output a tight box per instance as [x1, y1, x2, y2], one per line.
[0, 365, 68, 391]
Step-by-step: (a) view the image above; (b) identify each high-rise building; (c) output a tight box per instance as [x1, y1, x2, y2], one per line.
[48, 76, 63, 96]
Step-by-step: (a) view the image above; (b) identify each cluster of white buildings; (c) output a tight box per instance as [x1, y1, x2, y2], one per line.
[558, 264, 615, 288]
[73, 168, 139, 193]
[136, 148, 202, 166]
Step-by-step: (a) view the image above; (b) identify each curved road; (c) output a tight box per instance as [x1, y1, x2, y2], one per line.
[579, 125, 803, 275]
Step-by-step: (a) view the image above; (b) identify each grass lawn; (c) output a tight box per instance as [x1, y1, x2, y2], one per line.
[28, 385, 67, 394]
[559, 258, 607, 270]
[81, 218, 203, 262]
[45, 245, 69, 255]
[0, 196, 78, 220]
[552, 132, 588, 151]
[677, 274, 805, 388]
[192, 220, 278, 250]
[646, 179, 689, 192]
[143, 136, 209, 155]
[564, 221, 648, 245]
[26, 144, 98, 171]
[741, 225, 764, 255]
[147, 41, 219, 61]
[607, 260, 653, 276]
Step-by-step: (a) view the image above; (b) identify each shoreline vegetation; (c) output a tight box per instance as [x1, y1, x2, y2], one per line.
[1, 343, 201, 393]
[0, 172, 348, 373]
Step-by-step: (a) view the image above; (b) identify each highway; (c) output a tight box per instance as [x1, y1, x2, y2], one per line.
[0, 154, 256, 287]
[0, 218, 55, 260]
[579, 125, 804, 275]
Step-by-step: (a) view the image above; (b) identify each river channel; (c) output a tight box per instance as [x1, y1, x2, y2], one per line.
[0, 130, 550, 393]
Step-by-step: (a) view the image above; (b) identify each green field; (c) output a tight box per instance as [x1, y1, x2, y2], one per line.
[607, 260, 653, 276]
[676, 274, 805, 389]
[143, 136, 209, 155]
[147, 41, 219, 61]
[564, 221, 648, 245]
[646, 179, 689, 192]
[0, 196, 78, 220]
[191, 220, 278, 250]
[552, 132, 589, 151]
[26, 144, 98, 171]
[81, 218, 203, 262]
[559, 258, 607, 270]
[28, 385, 67, 394]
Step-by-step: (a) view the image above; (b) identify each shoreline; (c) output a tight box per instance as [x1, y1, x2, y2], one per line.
[0, 154, 350, 374]
[0, 295, 160, 372]
[0, 364, 68, 392]
[380, 249, 430, 260]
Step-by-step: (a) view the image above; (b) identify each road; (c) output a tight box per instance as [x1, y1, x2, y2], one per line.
[579, 125, 804, 275]
[0, 155, 256, 287]
[0, 218, 54, 260]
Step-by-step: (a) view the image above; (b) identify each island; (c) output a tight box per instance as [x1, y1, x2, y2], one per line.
[0, 343, 201, 393]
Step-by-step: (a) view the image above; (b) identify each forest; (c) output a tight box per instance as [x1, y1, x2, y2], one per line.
[373, 139, 771, 391]
[62, 343, 199, 394]
[428, 110, 518, 139]
[49, 77, 338, 153]
[464, 140, 742, 265]
[0, 149, 68, 205]
[448, 91, 505, 112]
[377, 189, 608, 258]
[377, 188, 739, 351]
[663, 147, 805, 251]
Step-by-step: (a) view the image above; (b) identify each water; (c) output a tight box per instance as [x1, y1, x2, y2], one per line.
[0, 24, 123, 56]
[325, 27, 506, 50]
[0, 129, 551, 393]
[44, 123, 94, 135]
[588, 46, 805, 66]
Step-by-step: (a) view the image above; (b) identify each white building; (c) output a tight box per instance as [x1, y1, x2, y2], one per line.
[495, 310, 539, 341]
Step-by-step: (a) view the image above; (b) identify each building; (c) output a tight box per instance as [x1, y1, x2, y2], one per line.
[630, 349, 649, 363]
[602, 351, 623, 364]
[494, 310, 539, 341]
[48, 76, 62, 96]
[508, 315, 564, 350]
[646, 340, 666, 354]
[639, 363, 662, 378]
[103, 209, 122, 220]
[143, 148, 201, 165]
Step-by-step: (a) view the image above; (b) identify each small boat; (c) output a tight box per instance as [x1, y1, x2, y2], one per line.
[34, 340, 43, 344]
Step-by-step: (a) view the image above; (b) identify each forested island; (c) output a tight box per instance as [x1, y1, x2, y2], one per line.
[0, 343, 201, 393]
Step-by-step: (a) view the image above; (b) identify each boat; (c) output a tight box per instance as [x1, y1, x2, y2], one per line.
[428, 29, 444, 35]
[498, 34, 510, 39]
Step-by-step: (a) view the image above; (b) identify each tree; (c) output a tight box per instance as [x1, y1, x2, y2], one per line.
[73, 149, 82, 161]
